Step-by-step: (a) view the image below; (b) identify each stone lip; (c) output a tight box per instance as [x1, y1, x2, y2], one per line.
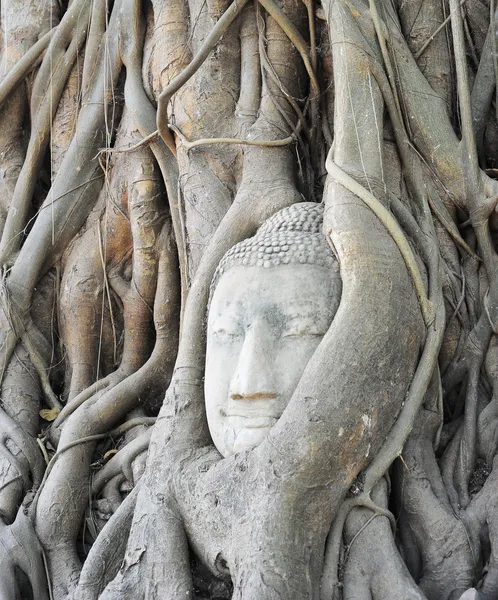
[223, 415, 279, 429]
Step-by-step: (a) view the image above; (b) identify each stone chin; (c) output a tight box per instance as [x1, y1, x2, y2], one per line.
[225, 422, 274, 455]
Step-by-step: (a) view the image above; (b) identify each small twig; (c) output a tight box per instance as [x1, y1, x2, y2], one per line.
[30, 417, 156, 517]
[449, 0, 480, 183]
[344, 512, 381, 560]
[157, 0, 252, 154]
[398, 454, 409, 472]
[491, 0, 498, 123]
[96, 130, 160, 157]
[0, 28, 56, 108]
[484, 288, 498, 334]
[427, 193, 480, 260]
[41, 546, 55, 600]
[258, 0, 320, 99]
[449, 265, 466, 325]
[37, 438, 50, 466]
[169, 123, 299, 151]
[326, 153, 433, 325]
[414, 0, 467, 60]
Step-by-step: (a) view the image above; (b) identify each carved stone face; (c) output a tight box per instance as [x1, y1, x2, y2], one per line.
[205, 264, 339, 457]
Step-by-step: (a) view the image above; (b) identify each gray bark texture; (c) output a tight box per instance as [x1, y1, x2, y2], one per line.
[0, 0, 497, 599]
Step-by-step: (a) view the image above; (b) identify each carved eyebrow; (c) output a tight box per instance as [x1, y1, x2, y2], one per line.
[282, 322, 326, 336]
[280, 308, 328, 322]
[280, 310, 332, 332]
[283, 316, 323, 326]
[284, 310, 318, 318]
[209, 298, 245, 320]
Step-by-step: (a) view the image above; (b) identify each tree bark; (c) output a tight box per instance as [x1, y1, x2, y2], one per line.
[0, 1, 497, 599]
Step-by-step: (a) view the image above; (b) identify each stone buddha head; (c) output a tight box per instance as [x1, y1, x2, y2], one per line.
[205, 202, 342, 457]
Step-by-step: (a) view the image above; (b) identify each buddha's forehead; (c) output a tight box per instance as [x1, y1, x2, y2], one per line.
[208, 264, 335, 326]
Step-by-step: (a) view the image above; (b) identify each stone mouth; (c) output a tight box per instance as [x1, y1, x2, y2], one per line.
[230, 392, 278, 400]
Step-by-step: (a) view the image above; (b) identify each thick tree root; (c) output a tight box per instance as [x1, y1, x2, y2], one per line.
[0, 511, 48, 600]
[341, 480, 426, 600]
[71, 486, 139, 600]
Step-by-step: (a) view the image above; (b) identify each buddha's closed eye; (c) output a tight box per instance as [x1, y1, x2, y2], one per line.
[211, 327, 243, 340]
[282, 321, 325, 338]
[282, 331, 324, 338]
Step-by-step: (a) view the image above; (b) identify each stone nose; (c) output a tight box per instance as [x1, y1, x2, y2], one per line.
[229, 322, 277, 400]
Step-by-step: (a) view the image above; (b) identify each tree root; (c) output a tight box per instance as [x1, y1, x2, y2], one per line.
[321, 283, 444, 598]
[463, 457, 498, 596]
[325, 153, 434, 325]
[51, 375, 117, 439]
[169, 122, 299, 150]
[395, 422, 475, 599]
[0, 407, 44, 496]
[1, 2, 494, 599]
[0, 28, 56, 108]
[257, 0, 319, 98]
[0, 510, 49, 600]
[0, 1, 91, 263]
[91, 428, 152, 496]
[341, 480, 427, 600]
[33, 221, 179, 597]
[71, 486, 139, 600]
[0, 279, 60, 409]
[156, 0, 252, 153]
